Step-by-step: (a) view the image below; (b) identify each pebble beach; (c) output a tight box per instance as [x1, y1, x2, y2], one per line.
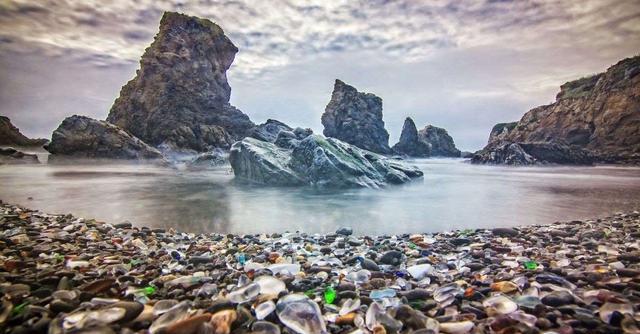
[1, 201, 640, 334]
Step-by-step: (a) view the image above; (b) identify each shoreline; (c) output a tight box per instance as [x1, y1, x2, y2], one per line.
[1, 202, 640, 333]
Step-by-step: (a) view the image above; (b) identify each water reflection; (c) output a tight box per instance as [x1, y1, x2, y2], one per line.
[0, 159, 639, 234]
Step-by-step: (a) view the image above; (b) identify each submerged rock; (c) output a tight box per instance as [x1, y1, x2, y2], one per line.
[107, 12, 254, 152]
[418, 125, 461, 157]
[46, 115, 164, 160]
[392, 117, 431, 157]
[229, 135, 423, 188]
[321, 79, 392, 154]
[0, 147, 39, 165]
[187, 149, 227, 169]
[0, 116, 48, 147]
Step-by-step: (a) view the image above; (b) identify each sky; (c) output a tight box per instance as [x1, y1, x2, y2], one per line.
[0, 0, 639, 151]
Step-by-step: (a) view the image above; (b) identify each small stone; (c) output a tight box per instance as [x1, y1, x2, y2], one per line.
[541, 291, 575, 307]
[335, 227, 353, 236]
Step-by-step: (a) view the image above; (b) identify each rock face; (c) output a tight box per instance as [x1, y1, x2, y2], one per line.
[229, 135, 423, 188]
[0, 116, 48, 147]
[0, 147, 39, 165]
[418, 125, 461, 157]
[247, 119, 293, 143]
[106, 12, 254, 152]
[321, 80, 391, 154]
[46, 115, 164, 160]
[474, 56, 640, 165]
[392, 117, 431, 157]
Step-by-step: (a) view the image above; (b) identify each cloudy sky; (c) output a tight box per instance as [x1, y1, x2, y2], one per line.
[0, 0, 638, 151]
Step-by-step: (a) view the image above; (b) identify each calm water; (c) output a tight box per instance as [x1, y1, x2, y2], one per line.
[1, 158, 639, 235]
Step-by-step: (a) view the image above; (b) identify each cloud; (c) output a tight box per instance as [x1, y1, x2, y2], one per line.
[1, 0, 637, 75]
[0, 0, 639, 150]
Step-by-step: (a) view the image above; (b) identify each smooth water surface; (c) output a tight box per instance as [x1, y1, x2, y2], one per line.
[1, 158, 639, 235]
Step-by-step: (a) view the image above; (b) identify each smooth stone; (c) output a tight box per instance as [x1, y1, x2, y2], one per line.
[109, 301, 144, 323]
[379, 251, 404, 266]
[335, 227, 353, 236]
[541, 291, 575, 307]
[492, 227, 519, 237]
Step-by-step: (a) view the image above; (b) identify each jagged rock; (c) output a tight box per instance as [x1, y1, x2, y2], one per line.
[488, 122, 518, 146]
[0, 147, 39, 165]
[474, 56, 640, 164]
[229, 135, 423, 188]
[471, 142, 594, 165]
[247, 119, 293, 142]
[418, 125, 461, 157]
[107, 12, 254, 152]
[274, 127, 313, 149]
[321, 80, 391, 154]
[46, 115, 164, 160]
[392, 117, 431, 157]
[0, 116, 48, 147]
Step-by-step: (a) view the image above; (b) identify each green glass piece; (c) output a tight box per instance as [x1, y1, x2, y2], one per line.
[523, 261, 538, 270]
[142, 285, 156, 295]
[12, 302, 28, 315]
[324, 286, 336, 304]
[407, 242, 416, 249]
[304, 289, 315, 298]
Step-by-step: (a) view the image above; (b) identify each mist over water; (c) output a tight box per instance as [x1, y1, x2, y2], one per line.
[1, 158, 639, 235]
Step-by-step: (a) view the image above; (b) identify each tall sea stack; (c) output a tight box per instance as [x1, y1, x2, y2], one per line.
[321, 80, 392, 154]
[107, 12, 254, 152]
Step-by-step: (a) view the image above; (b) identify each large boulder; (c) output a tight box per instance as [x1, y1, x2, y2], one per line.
[392, 117, 431, 157]
[321, 79, 392, 154]
[246, 119, 293, 142]
[229, 135, 423, 188]
[0, 116, 48, 147]
[46, 115, 164, 160]
[418, 125, 461, 157]
[106, 12, 254, 152]
[0, 147, 39, 165]
[474, 56, 640, 164]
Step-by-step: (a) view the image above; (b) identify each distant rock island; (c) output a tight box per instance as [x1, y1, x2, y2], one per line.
[106, 12, 254, 152]
[392, 117, 461, 158]
[473, 56, 640, 165]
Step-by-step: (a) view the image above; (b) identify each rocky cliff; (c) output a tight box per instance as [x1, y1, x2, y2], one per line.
[392, 117, 431, 157]
[107, 12, 254, 152]
[46, 115, 164, 160]
[474, 55, 640, 164]
[418, 125, 461, 157]
[321, 80, 391, 154]
[246, 119, 293, 143]
[0, 116, 48, 147]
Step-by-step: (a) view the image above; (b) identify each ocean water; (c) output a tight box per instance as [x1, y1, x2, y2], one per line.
[1, 158, 639, 235]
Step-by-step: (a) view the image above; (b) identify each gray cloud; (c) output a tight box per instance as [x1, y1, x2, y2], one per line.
[0, 0, 639, 150]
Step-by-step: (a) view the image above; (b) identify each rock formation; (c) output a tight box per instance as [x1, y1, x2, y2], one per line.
[107, 12, 254, 152]
[46, 115, 164, 160]
[392, 117, 431, 157]
[187, 149, 227, 169]
[471, 142, 593, 165]
[0, 116, 48, 147]
[229, 135, 423, 188]
[0, 147, 39, 165]
[474, 55, 640, 165]
[247, 119, 293, 143]
[273, 127, 313, 149]
[321, 80, 391, 154]
[418, 125, 461, 157]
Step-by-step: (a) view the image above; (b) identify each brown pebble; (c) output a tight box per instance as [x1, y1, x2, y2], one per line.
[165, 313, 212, 334]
